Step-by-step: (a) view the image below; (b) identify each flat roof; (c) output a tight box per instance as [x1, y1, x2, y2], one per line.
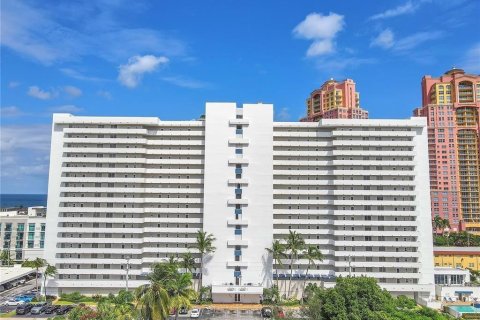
[434, 247, 480, 255]
[0, 266, 36, 285]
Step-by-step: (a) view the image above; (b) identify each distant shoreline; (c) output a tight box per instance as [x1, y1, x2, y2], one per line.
[0, 194, 48, 208]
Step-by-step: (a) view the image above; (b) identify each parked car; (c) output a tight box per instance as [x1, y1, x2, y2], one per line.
[30, 302, 49, 314]
[45, 305, 60, 314]
[56, 305, 74, 315]
[4, 298, 25, 306]
[190, 308, 200, 318]
[261, 307, 273, 318]
[179, 306, 188, 314]
[16, 295, 34, 302]
[16, 303, 34, 315]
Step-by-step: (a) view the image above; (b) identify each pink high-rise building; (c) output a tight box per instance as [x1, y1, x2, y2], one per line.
[413, 68, 480, 233]
[301, 78, 368, 122]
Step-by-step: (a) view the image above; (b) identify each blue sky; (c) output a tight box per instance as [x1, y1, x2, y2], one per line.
[1, 0, 479, 194]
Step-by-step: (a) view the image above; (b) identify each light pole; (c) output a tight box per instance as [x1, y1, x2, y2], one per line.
[126, 257, 130, 291]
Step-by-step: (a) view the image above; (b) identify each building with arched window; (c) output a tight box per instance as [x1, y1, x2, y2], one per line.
[413, 68, 480, 233]
[301, 79, 368, 122]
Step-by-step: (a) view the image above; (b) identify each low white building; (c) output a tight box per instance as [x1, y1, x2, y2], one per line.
[434, 267, 480, 302]
[44, 102, 435, 303]
[0, 207, 46, 262]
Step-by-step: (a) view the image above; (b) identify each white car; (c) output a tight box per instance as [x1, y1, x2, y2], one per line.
[4, 299, 25, 306]
[190, 308, 200, 318]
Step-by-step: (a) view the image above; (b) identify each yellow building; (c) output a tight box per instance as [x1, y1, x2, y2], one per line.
[434, 247, 480, 271]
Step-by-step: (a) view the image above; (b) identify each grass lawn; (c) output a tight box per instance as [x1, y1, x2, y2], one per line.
[54, 300, 74, 305]
[0, 310, 16, 318]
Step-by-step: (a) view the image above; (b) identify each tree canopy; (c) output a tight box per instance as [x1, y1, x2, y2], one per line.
[301, 277, 454, 320]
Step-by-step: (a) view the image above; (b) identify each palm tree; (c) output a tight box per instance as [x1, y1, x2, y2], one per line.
[432, 216, 443, 235]
[301, 246, 323, 301]
[22, 257, 46, 297]
[266, 240, 287, 289]
[167, 273, 197, 320]
[149, 262, 178, 286]
[192, 231, 216, 292]
[181, 251, 196, 275]
[135, 282, 170, 320]
[42, 264, 57, 297]
[167, 255, 179, 267]
[285, 231, 305, 298]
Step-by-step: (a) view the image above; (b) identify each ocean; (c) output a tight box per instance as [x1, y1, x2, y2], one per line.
[0, 194, 48, 208]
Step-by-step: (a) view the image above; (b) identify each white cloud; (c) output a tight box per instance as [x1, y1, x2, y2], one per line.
[371, 29, 443, 53]
[0, 106, 24, 117]
[162, 76, 210, 89]
[0, 1, 186, 65]
[118, 55, 168, 88]
[0, 125, 51, 191]
[27, 86, 54, 100]
[64, 85, 82, 97]
[306, 39, 335, 56]
[0, 125, 51, 153]
[8, 81, 20, 88]
[48, 105, 83, 113]
[369, 1, 420, 20]
[461, 43, 480, 73]
[393, 31, 443, 52]
[275, 107, 291, 122]
[60, 68, 106, 82]
[371, 29, 395, 49]
[97, 90, 112, 99]
[293, 12, 344, 57]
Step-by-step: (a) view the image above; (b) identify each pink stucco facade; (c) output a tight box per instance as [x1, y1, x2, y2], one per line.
[301, 78, 368, 122]
[413, 68, 480, 233]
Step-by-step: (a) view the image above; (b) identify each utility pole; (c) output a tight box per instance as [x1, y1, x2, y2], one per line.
[126, 257, 130, 291]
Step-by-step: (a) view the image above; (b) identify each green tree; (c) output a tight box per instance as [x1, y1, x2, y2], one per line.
[301, 276, 454, 320]
[285, 230, 305, 298]
[22, 257, 46, 297]
[192, 231, 216, 292]
[167, 272, 196, 320]
[0, 249, 12, 266]
[266, 240, 287, 290]
[149, 261, 179, 286]
[301, 246, 324, 301]
[43, 263, 57, 297]
[180, 251, 196, 275]
[135, 282, 170, 320]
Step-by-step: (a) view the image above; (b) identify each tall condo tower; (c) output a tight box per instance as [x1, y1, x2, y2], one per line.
[413, 68, 480, 233]
[302, 78, 368, 122]
[45, 103, 434, 303]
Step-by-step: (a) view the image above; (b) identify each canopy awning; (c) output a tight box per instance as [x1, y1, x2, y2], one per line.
[455, 291, 474, 294]
[212, 285, 263, 295]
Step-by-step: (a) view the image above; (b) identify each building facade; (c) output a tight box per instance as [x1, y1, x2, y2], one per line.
[413, 68, 480, 233]
[45, 103, 434, 302]
[434, 247, 480, 271]
[302, 78, 368, 122]
[0, 207, 46, 262]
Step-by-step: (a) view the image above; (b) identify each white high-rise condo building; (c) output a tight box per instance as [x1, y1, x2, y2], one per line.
[45, 103, 434, 303]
